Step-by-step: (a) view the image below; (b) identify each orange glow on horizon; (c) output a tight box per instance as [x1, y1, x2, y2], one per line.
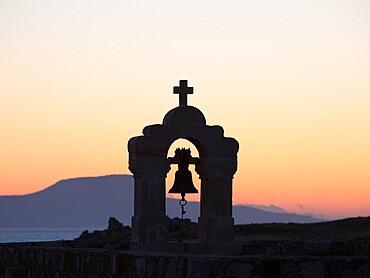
[1, 1, 369, 218]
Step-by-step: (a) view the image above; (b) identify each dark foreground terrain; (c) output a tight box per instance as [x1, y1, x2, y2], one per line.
[70, 216, 370, 249]
[3, 216, 367, 250]
[1, 217, 369, 277]
[4, 216, 368, 253]
[235, 216, 370, 241]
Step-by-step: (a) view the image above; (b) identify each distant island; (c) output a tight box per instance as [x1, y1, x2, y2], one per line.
[0, 175, 325, 230]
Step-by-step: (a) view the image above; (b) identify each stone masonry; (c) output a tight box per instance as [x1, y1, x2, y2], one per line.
[128, 81, 239, 253]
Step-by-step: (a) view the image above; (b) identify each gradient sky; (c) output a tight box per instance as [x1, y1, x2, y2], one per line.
[1, 1, 369, 218]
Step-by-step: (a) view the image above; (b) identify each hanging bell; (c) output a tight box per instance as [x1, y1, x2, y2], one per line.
[169, 166, 198, 197]
[168, 148, 198, 197]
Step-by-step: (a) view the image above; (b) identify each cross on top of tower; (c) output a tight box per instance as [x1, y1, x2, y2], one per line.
[173, 80, 193, 106]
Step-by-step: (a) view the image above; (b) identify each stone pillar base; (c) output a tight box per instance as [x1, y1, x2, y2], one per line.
[198, 216, 234, 244]
[131, 216, 168, 251]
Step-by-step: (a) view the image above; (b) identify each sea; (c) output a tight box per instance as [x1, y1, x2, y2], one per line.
[0, 229, 89, 243]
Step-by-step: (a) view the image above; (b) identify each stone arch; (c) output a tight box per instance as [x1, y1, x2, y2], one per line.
[166, 136, 205, 160]
[128, 83, 238, 254]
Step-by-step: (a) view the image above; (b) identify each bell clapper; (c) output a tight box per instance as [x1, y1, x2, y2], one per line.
[178, 193, 188, 242]
[179, 194, 187, 217]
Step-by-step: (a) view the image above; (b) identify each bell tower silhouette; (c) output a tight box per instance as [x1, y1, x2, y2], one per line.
[128, 80, 239, 254]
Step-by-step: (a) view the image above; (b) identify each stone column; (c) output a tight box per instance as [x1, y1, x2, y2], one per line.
[197, 159, 236, 250]
[129, 154, 169, 251]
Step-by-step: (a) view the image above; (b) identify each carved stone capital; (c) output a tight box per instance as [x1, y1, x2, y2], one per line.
[129, 154, 170, 178]
[196, 158, 238, 180]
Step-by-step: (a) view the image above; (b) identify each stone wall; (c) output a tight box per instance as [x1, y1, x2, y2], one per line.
[1, 245, 369, 278]
[241, 240, 370, 257]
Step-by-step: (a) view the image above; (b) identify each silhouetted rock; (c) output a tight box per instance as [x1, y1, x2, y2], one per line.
[72, 217, 200, 249]
[74, 217, 131, 250]
[108, 217, 124, 231]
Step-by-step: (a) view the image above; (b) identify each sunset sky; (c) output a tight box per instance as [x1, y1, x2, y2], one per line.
[1, 1, 369, 218]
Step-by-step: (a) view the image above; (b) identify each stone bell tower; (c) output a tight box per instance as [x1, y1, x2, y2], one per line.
[128, 80, 239, 254]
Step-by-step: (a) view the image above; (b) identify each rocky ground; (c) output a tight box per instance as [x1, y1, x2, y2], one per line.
[69, 217, 198, 249]
[9, 216, 369, 254]
[235, 216, 370, 241]
[2, 217, 369, 277]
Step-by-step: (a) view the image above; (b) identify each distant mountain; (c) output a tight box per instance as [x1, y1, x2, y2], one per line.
[240, 204, 287, 213]
[0, 175, 324, 229]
